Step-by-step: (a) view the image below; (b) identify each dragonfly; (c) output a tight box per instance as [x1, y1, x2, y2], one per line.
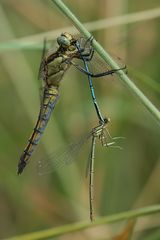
[17, 32, 126, 174]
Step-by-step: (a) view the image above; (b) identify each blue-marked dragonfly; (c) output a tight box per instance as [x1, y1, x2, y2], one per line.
[18, 32, 126, 175]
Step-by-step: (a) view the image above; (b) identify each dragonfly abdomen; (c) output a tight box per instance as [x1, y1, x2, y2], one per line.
[17, 87, 59, 174]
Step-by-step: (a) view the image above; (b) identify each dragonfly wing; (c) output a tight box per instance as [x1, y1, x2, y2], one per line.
[37, 39, 47, 105]
[38, 38, 47, 81]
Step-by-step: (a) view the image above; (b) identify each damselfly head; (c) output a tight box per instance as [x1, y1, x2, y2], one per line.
[104, 117, 110, 124]
[57, 33, 76, 48]
[99, 117, 110, 126]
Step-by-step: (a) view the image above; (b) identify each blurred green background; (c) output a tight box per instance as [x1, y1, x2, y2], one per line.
[0, 0, 160, 239]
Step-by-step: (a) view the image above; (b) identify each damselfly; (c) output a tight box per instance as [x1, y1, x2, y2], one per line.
[18, 33, 126, 174]
[38, 118, 122, 221]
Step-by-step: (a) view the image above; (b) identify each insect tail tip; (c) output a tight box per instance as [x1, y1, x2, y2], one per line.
[17, 159, 27, 175]
[17, 166, 24, 175]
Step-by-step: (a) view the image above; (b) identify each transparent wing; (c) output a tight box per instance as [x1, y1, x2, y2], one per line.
[38, 38, 57, 81]
[38, 38, 47, 81]
[37, 131, 92, 175]
[37, 39, 47, 104]
[38, 39, 58, 103]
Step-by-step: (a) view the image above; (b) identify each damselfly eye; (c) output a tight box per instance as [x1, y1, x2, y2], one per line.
[104, 117, 110, 124]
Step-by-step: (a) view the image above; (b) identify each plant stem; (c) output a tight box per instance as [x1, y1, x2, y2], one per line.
[51, 0, 160, 125]
[0, 8, 160, 52]
[7, 205, 160, 240]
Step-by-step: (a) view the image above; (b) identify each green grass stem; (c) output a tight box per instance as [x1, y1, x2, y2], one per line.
[7, 205, 160, 240]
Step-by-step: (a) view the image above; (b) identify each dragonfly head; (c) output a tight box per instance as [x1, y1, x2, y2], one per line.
[57, 33, 76, 49]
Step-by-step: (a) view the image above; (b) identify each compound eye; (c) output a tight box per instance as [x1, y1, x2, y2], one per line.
[57, 36, 70, 47]
[103, 117, 110, 124]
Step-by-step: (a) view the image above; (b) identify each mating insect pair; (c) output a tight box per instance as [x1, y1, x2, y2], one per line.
[18, 32, 126, 221]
